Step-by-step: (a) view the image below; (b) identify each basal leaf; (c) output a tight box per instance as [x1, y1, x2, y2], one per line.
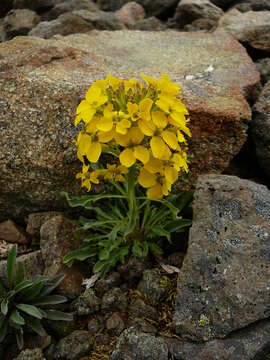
[16, 304, 43, 319]
[10, 310, 25, 326]
[45, 310, 73, 321]
[7, 244, 17, 285]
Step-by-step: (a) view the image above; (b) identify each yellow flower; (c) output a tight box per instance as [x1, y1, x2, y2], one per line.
[104, 164, 128, 182]
[138, 168, 174, 200]
[75, 83, 108, 126]
[116, 127, 150, 167]
[76, 164, 100, 191]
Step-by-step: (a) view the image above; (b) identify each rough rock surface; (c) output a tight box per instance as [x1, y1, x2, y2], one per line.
[217, 9, 270, 53]
[55, 330, 92, 359]
[115, 2, 145, 28]
[49, 0, 98, 19]
[29, 10, 125, 39]
[234, 0, 270, 12]
[72, 288, 100, 315]
[174, 174, 270, 341]
[172, 0, 224, 30]
[251, 80, 270, 178]
[0, 250, 44, 286]
[167, 319, 270, 360]
[137, 269, 168, 305]
[0, 31, 259, 220]
[15, 348, 45, 360]
[3, 9, 41, 39]
[26, 211, 61, 238]
[133, 16, 166, 31]
[256, 58, 270, 85]
[0, 219, 28, 244]
[40, 215, 86, 298]
[111, 327, 168, 360]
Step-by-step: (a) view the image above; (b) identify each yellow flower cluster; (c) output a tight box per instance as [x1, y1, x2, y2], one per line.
[75, 73, 191, 199]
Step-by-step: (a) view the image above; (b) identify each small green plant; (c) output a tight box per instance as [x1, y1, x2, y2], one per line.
[62, 187, 192, 277]
[0, 245, 73, 349]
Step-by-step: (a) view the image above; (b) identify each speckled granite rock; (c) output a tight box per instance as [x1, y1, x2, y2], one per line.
[251, 80, 270, 179]
[54, 330, 92, 359]
[15, 348, 45, 360]
[167, 318, 270, 360]
[217, 9, 270, 53]
[0, 31, 259, 220]
[174, 174, 270, 341]
[40, 214, 86, 298]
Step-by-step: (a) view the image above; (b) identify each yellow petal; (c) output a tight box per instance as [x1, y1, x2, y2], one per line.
[119, 149, 136, 167]
[129, 127, 144, 145]
[165, 166, 178, 184]
[144, 158, 163, 174]
[177, 130, 186, 143]
[98, 129, 114, 143]
[77, 133, 92, 161]
[86, 142, 102, 163]
[147, 184, 163, 199]
[76, 100, 91, 114]
[114, 132, 129, 147]
[162, 180, 171, 196]
[138, 119, 155, 136]
[139, 98, 153, 121]
[152, 111, 168, 129]
[90, 170, 100, 184]
[116, 119, 131, 134]
[127, 102, 138, 118]
[150, 136, 171, 160]
[96, 117, 113, 132]
[134, 146, 150, 164]
[82, 179, 91, 191]
[138, 169, 157, 188]
[162, 130, 178, 150]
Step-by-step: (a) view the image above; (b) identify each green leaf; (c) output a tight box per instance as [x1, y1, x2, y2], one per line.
[1, 299, 8, 316]
[15, 328, 24, 350]
[21, 283, 43, 302]
[16, 304, 43, 319]
[15, 263, 24, 286]
[99, 248, 110, 261]
[175, 191, 193, 213]
[32, 295, 67, 306]
[149, 225, 171, 242]
[119, 246, 129, 263]
[0, 317, 8, 342]
[148, 242, 163, 256]
[63, 247, 98, 264]
[61, 192, 125, 208]
[10, 310, 25, 326]
[93, 260, 107, 274]
[13, 280, 33, 295]
[26, 318, 46, 337]
[38, 274, 65, 297]
[7, 244, 17, 285]
[45, 310, 73, 321]
[165, 219, 192, 233]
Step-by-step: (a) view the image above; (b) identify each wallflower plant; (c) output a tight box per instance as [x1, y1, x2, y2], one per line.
[63, 73, 192, 276]
[0, 245, 73, 349]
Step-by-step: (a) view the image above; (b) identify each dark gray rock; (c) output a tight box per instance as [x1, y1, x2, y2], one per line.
[97, 0, 129, 11]
[167, 319, 270, 360]
[134, 16, 166, 30]
[4, 9, 40, 39]
[72, 288, 100, 316]
[217, 9, 270, 53]
[111, 327, 168, 360]
[137, 269, 169, 305]
[117, 256, 147, 283]
[87, 316, 104, 334]
[49, 0, 98, 19]
[172, 0, 223, 30]
[106, 312, 125, 336]
[95, 271, 121, 297]
[256, 58, 270, 86]
[29, 9, 125, 38]
[13, 0, 54, 12]
[174, 174, 270, 341]
[129, 299, 158, 320]
[54, 330, 92, 359]
[0, 250, 44, 287]
[0, 0, 13, 18]
[137, 0, 179, 16]
[101, 287, 127, 311]
[15, 348, 45, 360]
[234, 0, 270, 12]
[209, 0, 234, 9]
[251, 80, 270, 179]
